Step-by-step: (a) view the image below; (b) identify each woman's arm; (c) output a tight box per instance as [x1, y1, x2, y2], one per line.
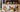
[3, 6, 7, 11]
[3, 6, 6, 10]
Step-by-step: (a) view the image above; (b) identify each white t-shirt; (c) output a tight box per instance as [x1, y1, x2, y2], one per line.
[9, 4, 16, 8]
[13, 5, 17, 8]
[9, 4, 17, 8]
[4, 4, 9, 10]
[13, 5, 15, 8]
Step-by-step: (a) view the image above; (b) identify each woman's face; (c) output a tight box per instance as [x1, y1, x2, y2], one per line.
[7, 2, 9, 4]
[11, 3, 12, 4]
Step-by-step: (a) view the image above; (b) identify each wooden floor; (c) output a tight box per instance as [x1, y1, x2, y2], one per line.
[15, 4, 20, 12]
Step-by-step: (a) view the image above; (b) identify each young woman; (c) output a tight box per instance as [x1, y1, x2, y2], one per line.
[9, 2, 14, 12]
[3, 1, 9, 12]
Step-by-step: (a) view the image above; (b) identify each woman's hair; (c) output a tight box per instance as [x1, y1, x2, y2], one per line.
[6, 1, 9, 4]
